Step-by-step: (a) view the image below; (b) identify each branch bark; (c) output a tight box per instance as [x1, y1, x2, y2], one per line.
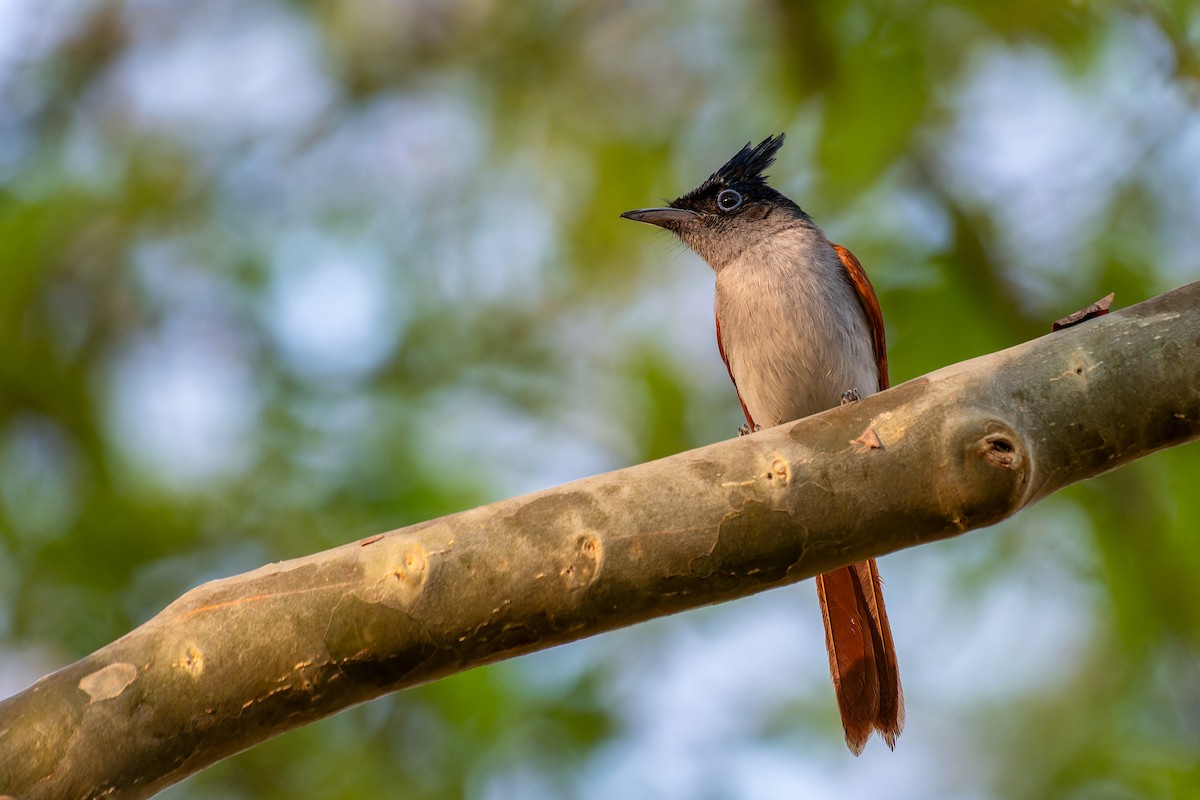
[3, 282, 1199, 799]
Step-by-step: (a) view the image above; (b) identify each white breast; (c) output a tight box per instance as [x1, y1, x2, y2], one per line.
[714, 229, 879, 428]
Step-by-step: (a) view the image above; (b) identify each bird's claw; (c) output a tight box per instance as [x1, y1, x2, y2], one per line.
[840, 389, 861, 406]
[737, 423, 762, 436]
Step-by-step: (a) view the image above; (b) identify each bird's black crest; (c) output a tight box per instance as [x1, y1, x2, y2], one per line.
[709, 134, 785, 187]
[667, 133, 801, 219]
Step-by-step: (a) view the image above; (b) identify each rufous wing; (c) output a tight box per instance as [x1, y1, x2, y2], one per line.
[832, 243, 889, 390]
[715, 311, 755, 430]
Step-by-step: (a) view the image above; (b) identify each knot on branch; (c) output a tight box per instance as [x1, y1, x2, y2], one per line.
[562, 532, 603, 590]
[359, 536, 429, 610]
[981, 432, 1019, 469]
[936, 414, 1030, 533]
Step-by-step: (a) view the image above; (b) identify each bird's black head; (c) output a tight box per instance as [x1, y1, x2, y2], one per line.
[621, 134, 810, 270]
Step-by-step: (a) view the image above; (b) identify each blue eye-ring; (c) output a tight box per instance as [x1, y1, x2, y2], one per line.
[716, 188, 743, 212]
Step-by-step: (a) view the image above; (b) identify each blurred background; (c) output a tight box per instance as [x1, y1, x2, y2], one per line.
[2, 0, 1200, 797]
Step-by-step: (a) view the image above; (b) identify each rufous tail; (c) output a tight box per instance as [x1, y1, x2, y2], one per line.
[815, 558, 904, 755]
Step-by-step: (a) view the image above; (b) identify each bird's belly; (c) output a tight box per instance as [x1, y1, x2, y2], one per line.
[714, 243, 881, 430]
[726, 323, 879, 429]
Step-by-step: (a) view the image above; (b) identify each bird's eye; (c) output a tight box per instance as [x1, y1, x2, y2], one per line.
[716, 189, 743, 212]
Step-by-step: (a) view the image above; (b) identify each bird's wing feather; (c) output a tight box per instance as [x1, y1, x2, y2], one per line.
[715, 311, 756, 429]
[832, 243, 889, 391]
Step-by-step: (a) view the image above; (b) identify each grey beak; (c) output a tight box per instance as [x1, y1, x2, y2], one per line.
[620, 207, 699, 227]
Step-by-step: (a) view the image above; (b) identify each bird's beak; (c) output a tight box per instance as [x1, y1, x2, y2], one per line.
[620, 207, 699, 228]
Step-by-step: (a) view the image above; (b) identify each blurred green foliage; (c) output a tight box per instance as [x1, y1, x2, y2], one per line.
[1, 1, 1199, 797]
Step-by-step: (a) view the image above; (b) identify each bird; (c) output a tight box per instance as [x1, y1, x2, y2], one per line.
[620, 133, 903, 755]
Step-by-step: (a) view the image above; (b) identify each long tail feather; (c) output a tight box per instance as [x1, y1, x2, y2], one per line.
[815, 559, 904, 754]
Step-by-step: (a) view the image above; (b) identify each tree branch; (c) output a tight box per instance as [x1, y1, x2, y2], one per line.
[3, 282, 1199, 800]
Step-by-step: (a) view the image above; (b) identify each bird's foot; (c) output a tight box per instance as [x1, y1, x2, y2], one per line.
[840, 389, 861, 406]
[737, 423, 762, 436]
